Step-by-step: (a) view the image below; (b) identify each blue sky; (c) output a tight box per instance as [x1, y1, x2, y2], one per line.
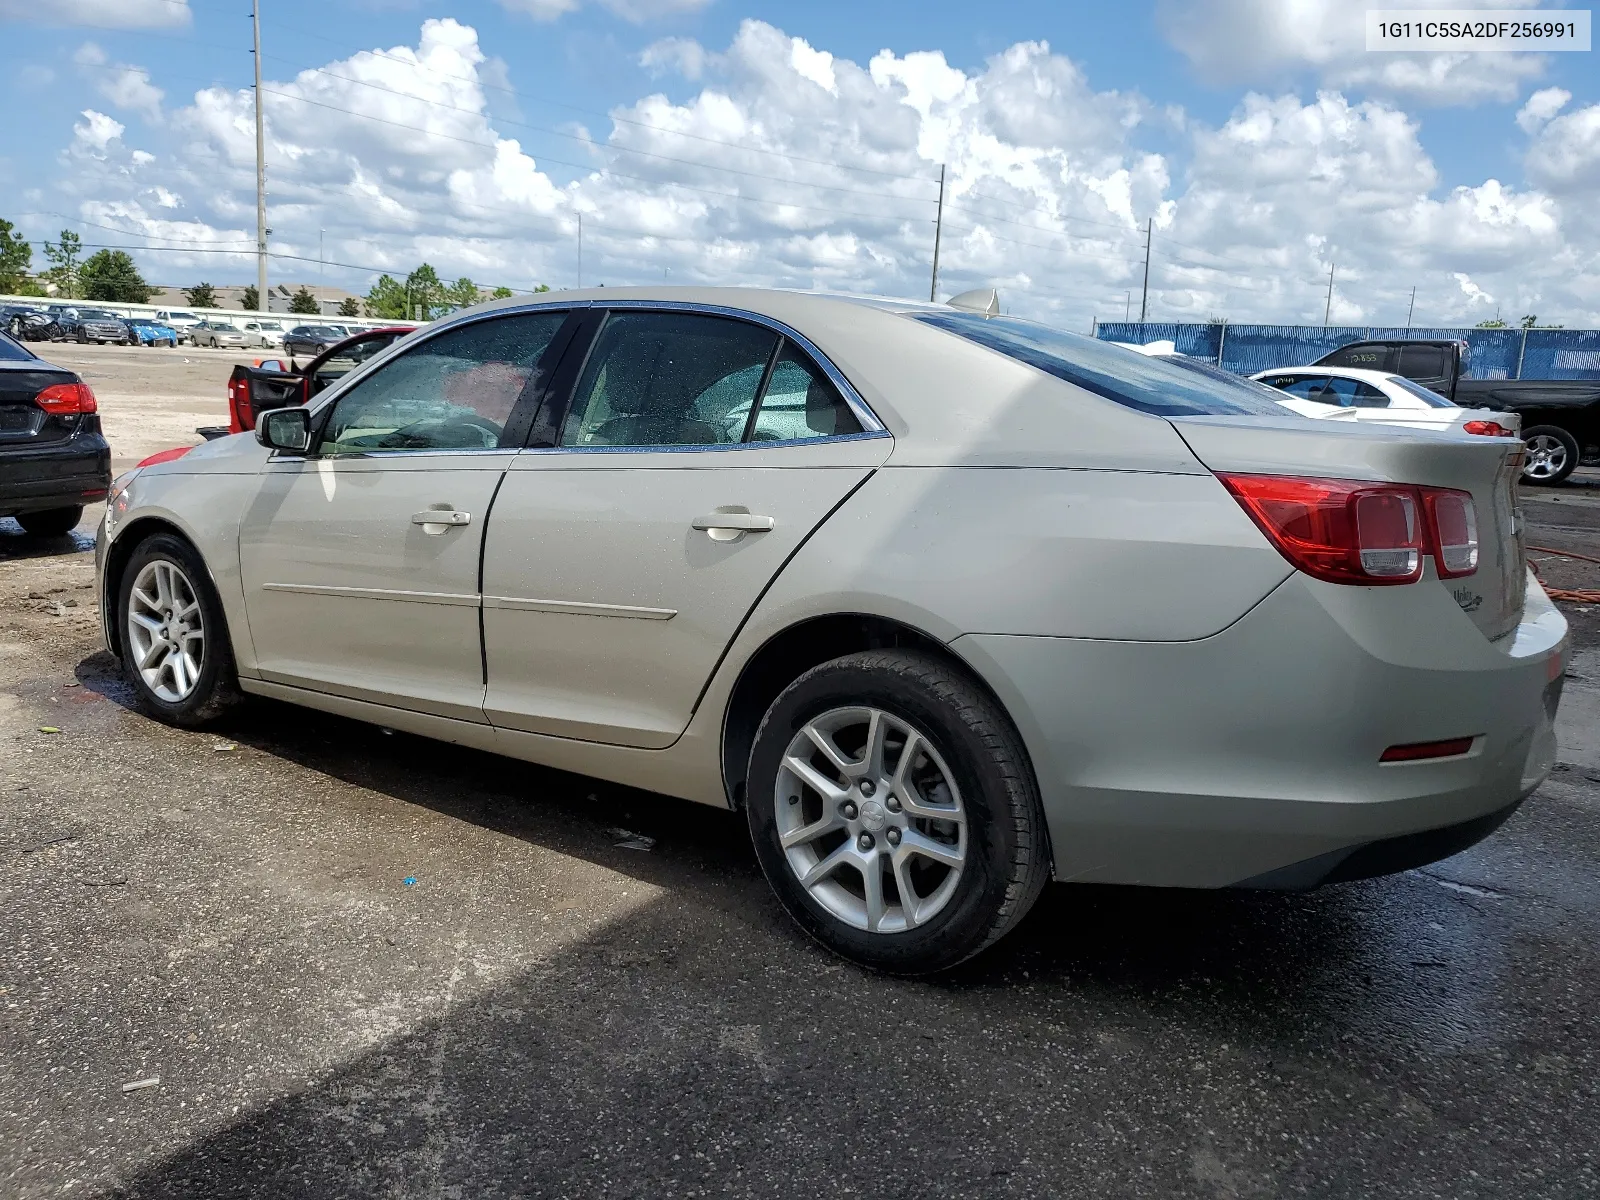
[2, 0, 1597, 326]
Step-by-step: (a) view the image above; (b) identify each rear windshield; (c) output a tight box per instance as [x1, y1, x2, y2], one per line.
[0, 331, 35, 361]
[1386, 375, 1457, 409]
[915, 313, 1287, 417]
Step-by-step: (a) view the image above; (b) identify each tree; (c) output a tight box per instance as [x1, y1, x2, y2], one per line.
[364, 274, 408, 319]
[1475, 318, 1508, 329]
[490, 286, 514, 300]
[533, 283, 550, 294]
[337, 296, 360, 317]
[79, 249, 156, 302]
[1520, 314, 1564, 330]
[184, 282, 218, 308]
[405, 263, 444, 319]
[0, 218, 32, 293]
[240, 285, 259, 311]
[42, 230, 82, 298]
[444, 276, 480, 311]
[288, 286, 320, 314]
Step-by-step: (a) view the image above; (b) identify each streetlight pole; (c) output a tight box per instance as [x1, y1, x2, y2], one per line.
[252, 0, 267, 315]
[929, 164, 946, 303]
[1323, 261, 1335, 326]
[319, 228, 325, 281]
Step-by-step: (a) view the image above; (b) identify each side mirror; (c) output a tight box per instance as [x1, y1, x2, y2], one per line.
[256, 406, 311, 453]
[255, 358, 286, 373]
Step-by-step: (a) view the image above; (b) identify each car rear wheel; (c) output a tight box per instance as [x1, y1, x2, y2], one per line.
[1522, 425, 1579, 486]
[117, 533, 241, 726]
[15, 506, 83, 537]
[747, 649, 1050, 974]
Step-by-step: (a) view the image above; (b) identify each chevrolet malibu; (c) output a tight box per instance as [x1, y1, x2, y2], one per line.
[96, 288, 1567, 973]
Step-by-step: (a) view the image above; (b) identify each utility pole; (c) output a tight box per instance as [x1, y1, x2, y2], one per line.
[929, 164, 946, 304]
[1405, 285, 1416, 330]
[1124, 290, 1131, 321]
[252, 0, 267, 314]
[319, 228, 325, 280]
[1323, 261, 1335, 326]
[577, 213, 583, 289]
[1138, 217, 1152, 323]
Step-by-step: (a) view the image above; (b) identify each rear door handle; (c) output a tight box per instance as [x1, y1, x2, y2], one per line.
[693, 512, 775, 542]
[412, 510, 472, 533]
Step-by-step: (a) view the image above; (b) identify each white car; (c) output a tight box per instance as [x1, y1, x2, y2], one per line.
[240, 320, 284, 350]
[1252, 366, 1521, 439]
[96, 288, 1566, 973]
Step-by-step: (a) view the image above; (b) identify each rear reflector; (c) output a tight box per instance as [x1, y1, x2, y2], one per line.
[1218, 474, 1478, 586]
[34, 382, 97, 415]
[1381, 737, 1476, 762]
[1462, 420, 1515, 437]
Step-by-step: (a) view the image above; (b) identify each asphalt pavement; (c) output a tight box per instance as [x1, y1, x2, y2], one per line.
[2, 476, 1599, 1199]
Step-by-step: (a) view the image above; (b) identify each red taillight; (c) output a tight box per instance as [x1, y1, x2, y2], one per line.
[136, 445, 194, 468]
[34, 382, 97, 415]
[228, 376, 253, 433]
[1380, 737, 1476, 762]
[1462, 420, 1514, 437]
[1219, 474, 1478, 585]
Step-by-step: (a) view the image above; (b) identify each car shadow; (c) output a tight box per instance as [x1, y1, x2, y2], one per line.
[0, 518, 96, 560]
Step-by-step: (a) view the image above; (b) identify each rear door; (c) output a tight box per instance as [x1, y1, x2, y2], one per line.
[481, 307, 890, 748]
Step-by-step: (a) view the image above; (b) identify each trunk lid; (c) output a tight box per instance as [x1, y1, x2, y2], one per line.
[1172, 414, 1526, 642]
[0, 361, 80, 448]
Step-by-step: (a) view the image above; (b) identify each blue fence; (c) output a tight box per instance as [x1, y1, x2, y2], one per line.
[1093, 322, 1600, 381]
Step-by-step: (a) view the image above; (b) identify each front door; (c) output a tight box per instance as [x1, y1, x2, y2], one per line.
[238, 309, 571, 721]
[481, 309, 891, 748]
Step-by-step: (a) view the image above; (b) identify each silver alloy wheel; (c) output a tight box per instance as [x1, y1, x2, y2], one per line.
[776, 706, 967, 934]
[126, 559, 206, 703]
[1523, 433, 1569, 481]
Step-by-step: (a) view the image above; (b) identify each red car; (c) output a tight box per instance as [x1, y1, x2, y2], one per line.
[206, 326, 415, 438]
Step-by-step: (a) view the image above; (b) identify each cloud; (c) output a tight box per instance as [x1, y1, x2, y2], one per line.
[495, 0, 710, 23]
[1156, 0, 1547, 105]
[0, 0, 189, 29]
[1517, 86, 1572, 133]
[34, 17, 1600, 327]
[75, 42, 165, 121]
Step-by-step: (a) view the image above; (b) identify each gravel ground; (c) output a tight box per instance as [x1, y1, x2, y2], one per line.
[2, 346, 1599, 1197]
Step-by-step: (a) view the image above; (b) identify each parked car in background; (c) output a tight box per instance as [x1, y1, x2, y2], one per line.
[189, 321, 248, 350]
[0, 330, 110, 536]
[58, 309, 135, 345]
[283, 325, 349, 357]
[125, 319, 179, 348]
[102, 288, 1565, 974]
[211, 326, 415, 437]
[2, 306, 58, 343]
[1315, 339, 1600, 485]
[154, 310, 204, 336]
[1251, 367, 1522, 439]
[240, 319, 284, 349]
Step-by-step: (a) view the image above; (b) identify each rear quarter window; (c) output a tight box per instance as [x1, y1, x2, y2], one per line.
[916, 313, 1286, 417]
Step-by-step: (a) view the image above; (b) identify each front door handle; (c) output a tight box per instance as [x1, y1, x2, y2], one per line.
[412, 509, 472, 534]
[693, 512, 775, 542]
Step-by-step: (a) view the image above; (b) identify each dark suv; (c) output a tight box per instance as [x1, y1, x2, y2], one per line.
[0, 332, 111, 536]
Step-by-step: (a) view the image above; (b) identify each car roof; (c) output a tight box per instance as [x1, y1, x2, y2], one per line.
[1253, 365, 1396, 385]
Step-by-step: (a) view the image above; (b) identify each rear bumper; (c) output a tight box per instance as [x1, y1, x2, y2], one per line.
[953, 571, 1567, 889]
[0, 435, 112, 516]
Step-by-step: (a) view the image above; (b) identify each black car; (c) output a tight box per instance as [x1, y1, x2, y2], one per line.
[55, 308, 133, 345]
[283, 325, 346, 357]
[1, 306, 59, 342]
[0, 332, 111, 536]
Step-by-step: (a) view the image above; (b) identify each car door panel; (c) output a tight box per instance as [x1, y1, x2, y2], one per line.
[240, 453, 509, 721]
[481, 439, 888, 747]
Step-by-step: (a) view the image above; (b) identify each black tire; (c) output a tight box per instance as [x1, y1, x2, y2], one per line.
[116, 532, 242, 726]
[1522, 425, 1579, 486]
[747, 649, 1050, 975]
[15, 506, 83, 537]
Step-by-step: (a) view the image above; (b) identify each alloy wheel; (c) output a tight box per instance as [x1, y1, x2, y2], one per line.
[126, 559, 206, 703]
[775, 706, 967, 934]
[1523, 433, 1569, 481]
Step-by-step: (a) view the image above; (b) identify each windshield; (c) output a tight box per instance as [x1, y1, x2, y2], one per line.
[915, 313, 1287, 417]
[80, 310, 118, 321]
[1386, 375, 1457, 409]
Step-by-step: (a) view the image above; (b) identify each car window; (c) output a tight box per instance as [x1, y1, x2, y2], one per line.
[918, 312, 1286, 417]
[561, 312, 781, 448]
[747, 343, 863, 441]
[1319, 344, 1392, 371]
[320, 312, 567, 456]
[1397, 345, 1447, 379]
[1260, 374, 1333, 402]
[1386, 375, 1457, 409]
[1352, 381, 1390, 408]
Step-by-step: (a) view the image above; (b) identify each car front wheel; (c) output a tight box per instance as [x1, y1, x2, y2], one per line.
[116, 533, 241, 726]
[747, 649, 1050, 974]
